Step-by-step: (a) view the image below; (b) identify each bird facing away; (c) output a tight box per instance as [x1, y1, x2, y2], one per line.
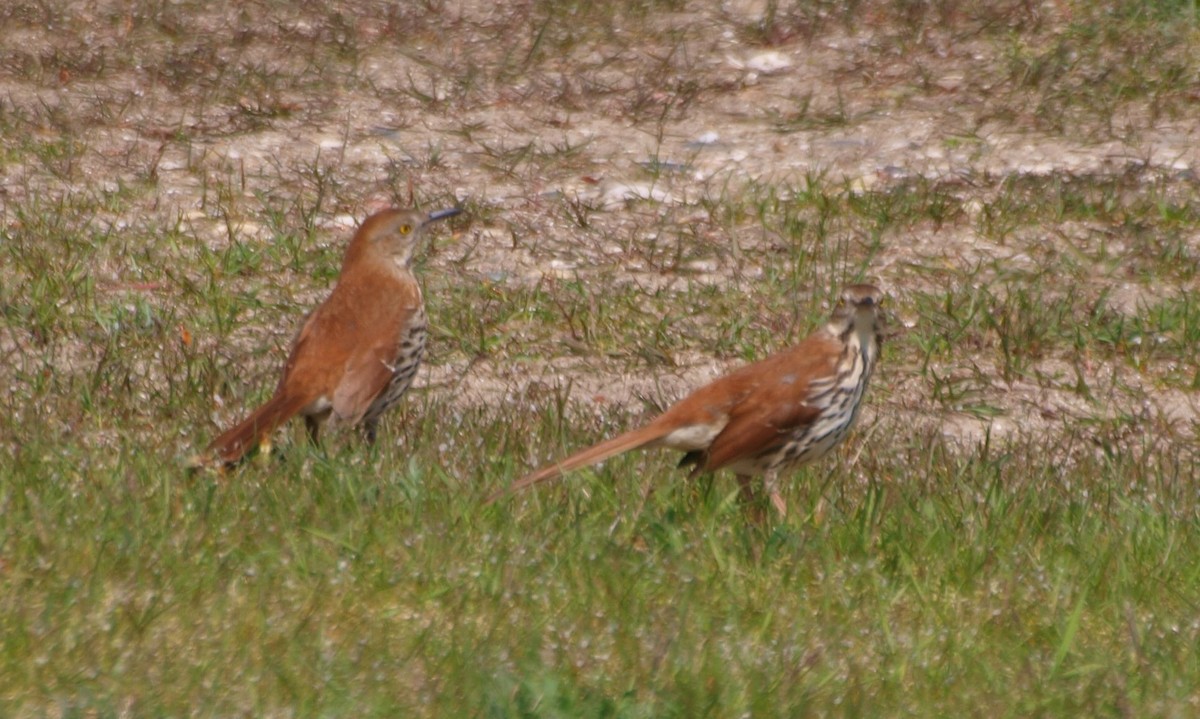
[488, 284, 885, 518]
[200, 206, 461, 468]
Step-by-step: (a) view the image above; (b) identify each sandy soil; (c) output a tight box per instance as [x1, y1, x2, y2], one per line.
[1, 0, 1196, 453]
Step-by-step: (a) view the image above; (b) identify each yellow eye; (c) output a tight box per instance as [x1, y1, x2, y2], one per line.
[399, 224, 413, 235]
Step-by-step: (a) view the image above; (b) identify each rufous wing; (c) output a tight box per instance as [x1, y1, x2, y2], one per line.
[330, 335, 409, 424]
[695, 334, 841, 472]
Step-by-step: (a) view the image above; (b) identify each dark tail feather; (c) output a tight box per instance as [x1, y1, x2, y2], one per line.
[486, 424, 667, 504]
[204, 393, 311, 467]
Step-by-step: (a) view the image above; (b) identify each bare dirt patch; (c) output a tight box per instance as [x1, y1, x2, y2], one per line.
[1, 0, 1197, 457]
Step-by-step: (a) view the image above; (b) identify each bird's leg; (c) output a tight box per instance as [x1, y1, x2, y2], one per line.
[305, 415, 322, 445]
[765, 472, 788, 518]
[736, 474, 767, 525]
[736, 474, 757, 504]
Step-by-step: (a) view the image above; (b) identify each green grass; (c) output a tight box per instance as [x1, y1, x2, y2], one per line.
[3, 0, 1200, 716]
[3, 410, 1198, 716]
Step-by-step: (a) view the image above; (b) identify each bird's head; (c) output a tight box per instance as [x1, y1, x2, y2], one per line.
[828, 283, 884, 340]
[349, 206, 462, 268]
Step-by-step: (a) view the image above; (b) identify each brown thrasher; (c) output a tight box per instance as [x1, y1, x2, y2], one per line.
[200, 206, 461, 467]
[487, 284, 884, 517]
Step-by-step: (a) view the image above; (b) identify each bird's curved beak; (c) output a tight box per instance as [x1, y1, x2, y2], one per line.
[426, 207, 463, 223]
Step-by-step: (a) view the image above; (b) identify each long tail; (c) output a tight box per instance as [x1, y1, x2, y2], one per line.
[204, 392, 312, 467]
[486, 423, 668, 503]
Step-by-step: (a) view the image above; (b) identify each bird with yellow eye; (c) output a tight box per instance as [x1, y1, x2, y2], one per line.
[197, 206, 461, 468]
